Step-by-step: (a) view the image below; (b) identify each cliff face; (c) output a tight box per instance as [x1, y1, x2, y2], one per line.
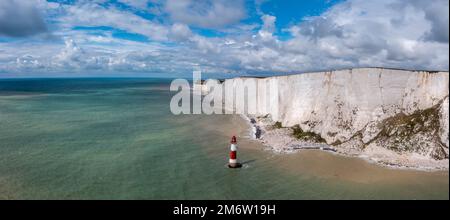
[224, 68, 449, 161]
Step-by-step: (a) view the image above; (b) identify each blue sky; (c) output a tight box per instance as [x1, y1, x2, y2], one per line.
[0, 0, 448, 77]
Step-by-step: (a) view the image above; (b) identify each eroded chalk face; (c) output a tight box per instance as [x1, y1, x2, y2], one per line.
[169, 70, 278, 118]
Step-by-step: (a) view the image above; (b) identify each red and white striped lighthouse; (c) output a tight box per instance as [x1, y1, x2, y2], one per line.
[228, 136, 242, 168]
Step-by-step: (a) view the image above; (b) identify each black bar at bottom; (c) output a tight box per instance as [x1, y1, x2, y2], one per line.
[0, 200, 446, 218]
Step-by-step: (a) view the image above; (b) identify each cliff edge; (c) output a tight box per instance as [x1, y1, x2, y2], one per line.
[224, 68, 449, 170]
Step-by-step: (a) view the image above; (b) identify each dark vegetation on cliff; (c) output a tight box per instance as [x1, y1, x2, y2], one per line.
[370, 103, 448, 160]
[272, 121, 283, 129]
[270, 99, 448, 160]
[292, 125, 326, 143]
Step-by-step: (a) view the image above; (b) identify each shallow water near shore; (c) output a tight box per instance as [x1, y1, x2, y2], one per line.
[0, 78, 448, 199]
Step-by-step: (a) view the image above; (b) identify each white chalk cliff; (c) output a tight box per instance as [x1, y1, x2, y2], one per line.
[222, 68, 449, 169]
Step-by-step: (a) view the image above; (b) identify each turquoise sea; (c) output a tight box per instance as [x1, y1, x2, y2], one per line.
[0, 78, 448, 199]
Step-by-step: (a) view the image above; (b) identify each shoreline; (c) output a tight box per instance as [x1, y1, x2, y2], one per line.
[239, 114, 449, 172]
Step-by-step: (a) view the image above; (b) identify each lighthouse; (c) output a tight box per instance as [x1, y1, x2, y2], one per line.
[228, 136, 242, 168]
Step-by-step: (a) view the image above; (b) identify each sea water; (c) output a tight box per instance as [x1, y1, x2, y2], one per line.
[0, 78, 448, 199]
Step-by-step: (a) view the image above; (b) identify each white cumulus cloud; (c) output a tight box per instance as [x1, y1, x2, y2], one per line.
[0, 0, 448, 76]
